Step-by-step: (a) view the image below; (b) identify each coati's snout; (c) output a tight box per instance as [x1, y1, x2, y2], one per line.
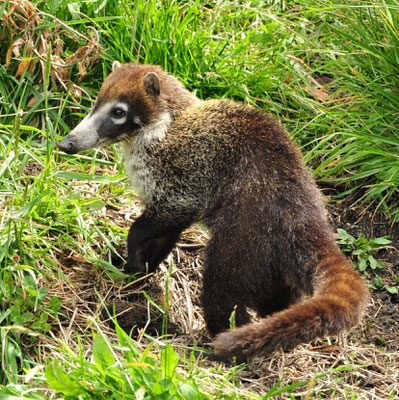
[57, 99, 135, 154]
[57, 100, 131, 154]
[57, 111, 101, 154]
[57, 133, 79, 154]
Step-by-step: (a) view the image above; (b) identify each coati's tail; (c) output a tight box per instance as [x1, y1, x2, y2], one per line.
[212, 253, 369, 360]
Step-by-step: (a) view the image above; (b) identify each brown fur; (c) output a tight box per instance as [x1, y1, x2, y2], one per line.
[58, 64, 369, 360]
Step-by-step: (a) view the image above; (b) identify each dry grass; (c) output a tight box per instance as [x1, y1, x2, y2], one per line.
[2, 0, 101, 100]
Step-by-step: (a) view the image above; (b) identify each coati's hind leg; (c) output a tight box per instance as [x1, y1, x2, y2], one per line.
[256, 284, 302, 318]
[201, 229, 303, 337]
[202, 273, 251, 336]
[201, 239, 252, 336]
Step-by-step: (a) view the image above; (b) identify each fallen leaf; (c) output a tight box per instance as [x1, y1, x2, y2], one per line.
[6, 38, 25, 67]
[15, 59, 30, 77]
[304, 86, 329, 101]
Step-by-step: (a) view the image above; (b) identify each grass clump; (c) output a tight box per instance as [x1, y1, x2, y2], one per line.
[45, 326, 205, 400]
[307, 1, 399, 217]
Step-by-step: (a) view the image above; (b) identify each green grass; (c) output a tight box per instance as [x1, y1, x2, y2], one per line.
[3, 0, 398, 213]
[1, 0, 399, 398]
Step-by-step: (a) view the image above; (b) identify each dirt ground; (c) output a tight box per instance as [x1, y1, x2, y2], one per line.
[325, 186, 399, 354]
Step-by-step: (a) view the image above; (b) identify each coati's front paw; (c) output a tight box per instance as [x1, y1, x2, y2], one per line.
[127, 236, 166, 275]
[125, 246, 148, 275]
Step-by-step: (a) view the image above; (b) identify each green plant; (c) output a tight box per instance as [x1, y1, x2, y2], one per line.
[45, 329, 203, 399]
[337, 228, 391, 272]
[373, 274, 398, 295]
[305, 0, 399, 218]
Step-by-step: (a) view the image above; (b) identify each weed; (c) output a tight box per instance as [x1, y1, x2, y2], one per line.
[373, 275, 398, 295]
[338, 229, 398, 295]
[337, 228, 391, 272]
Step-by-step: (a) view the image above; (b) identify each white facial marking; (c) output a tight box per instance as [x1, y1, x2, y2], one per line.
[112, 117, 126, 125]
[111, 102, 128, 125]
[115, 102, 128, 111]
[134, 116, 142, 126]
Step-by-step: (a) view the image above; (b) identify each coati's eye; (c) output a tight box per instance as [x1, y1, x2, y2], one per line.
[112, 107, 126, 118]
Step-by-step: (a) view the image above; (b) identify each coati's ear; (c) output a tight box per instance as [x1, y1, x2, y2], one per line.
[112, 61, 121, 72]
[144, 72, 160, 97]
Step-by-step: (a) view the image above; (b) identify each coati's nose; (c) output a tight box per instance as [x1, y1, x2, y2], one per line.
[57, 137, 78, 154]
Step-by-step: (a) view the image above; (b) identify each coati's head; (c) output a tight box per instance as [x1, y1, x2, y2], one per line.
[57, 62, 194, 154]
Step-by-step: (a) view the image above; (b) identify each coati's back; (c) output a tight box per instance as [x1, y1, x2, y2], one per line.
[57, 63, 368, 360]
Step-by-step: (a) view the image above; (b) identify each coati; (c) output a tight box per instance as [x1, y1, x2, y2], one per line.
[57, 62, 369, 361]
